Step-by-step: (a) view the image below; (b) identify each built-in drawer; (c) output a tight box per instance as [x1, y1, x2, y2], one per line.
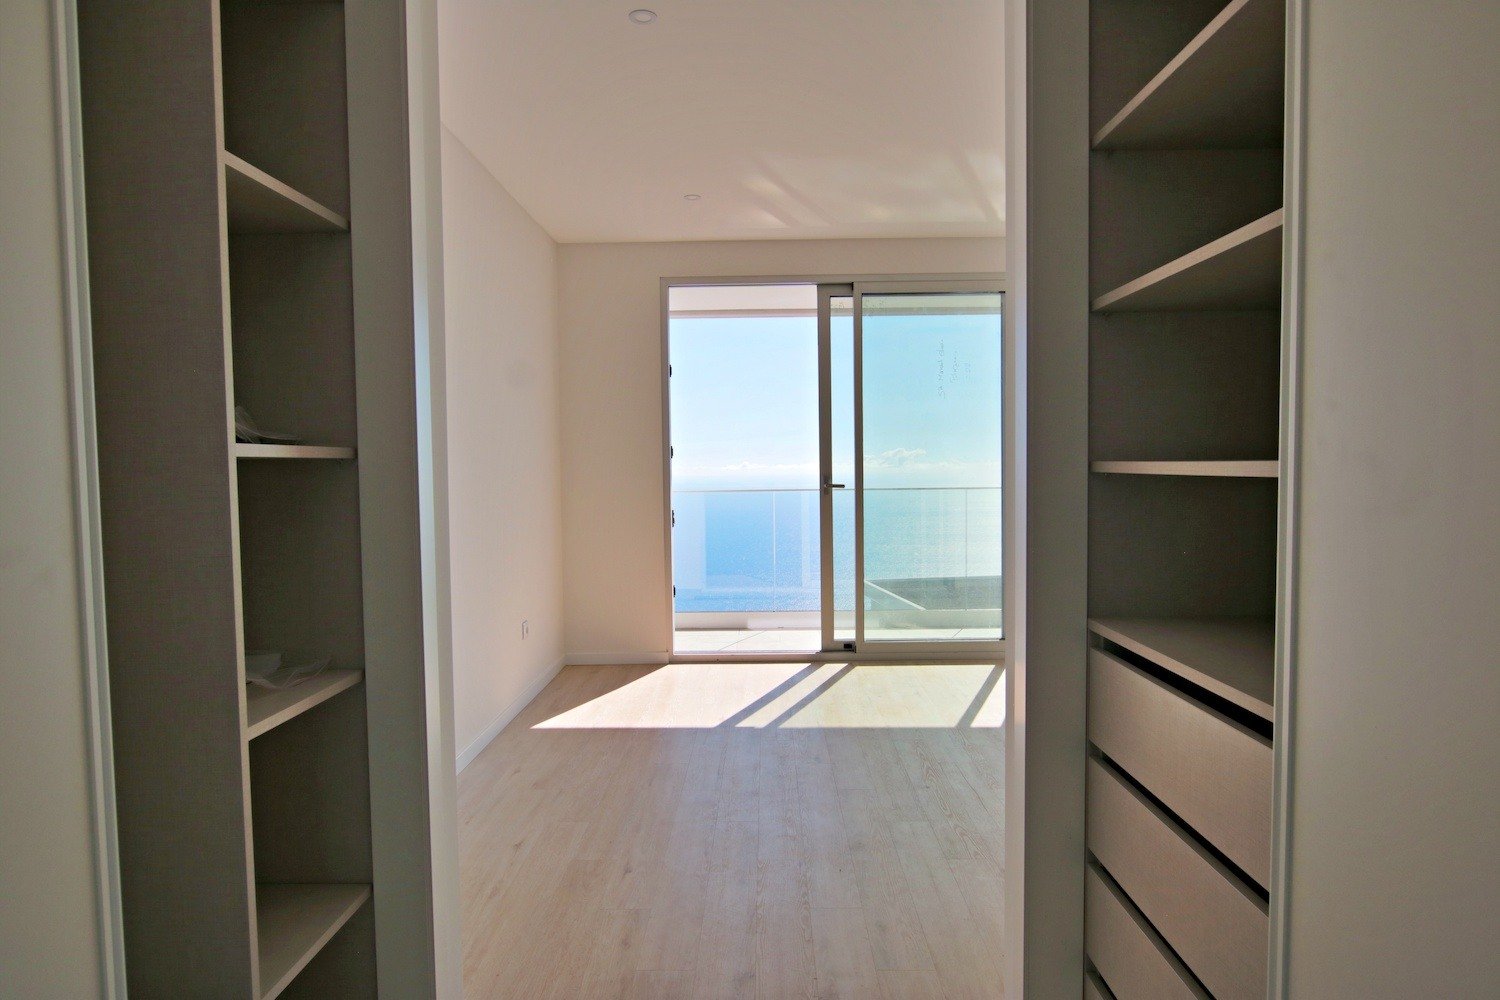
[1089, 756, 1269, 1000]
[1085, 864, 1208, 1000]
[1088, 647, 1273, 885]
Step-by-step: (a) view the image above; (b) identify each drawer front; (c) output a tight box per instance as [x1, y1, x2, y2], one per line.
[1089, 757, 1269, 1000]
[1088, 647, 1273, 885]
[1085, 865, 1208, 1000]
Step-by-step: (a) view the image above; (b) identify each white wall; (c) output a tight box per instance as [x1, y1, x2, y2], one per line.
[1284, 1, 1500, 994]
[1002, 0, 1091, 996]
[440, 127, 565, 767]
[557, 237, 1004, 661]
[0, 4, 109, 996]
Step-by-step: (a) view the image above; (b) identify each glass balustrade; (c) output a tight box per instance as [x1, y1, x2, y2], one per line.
[672, 487, 1001, 636]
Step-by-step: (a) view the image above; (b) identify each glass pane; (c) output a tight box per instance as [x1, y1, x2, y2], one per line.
[668, 284, 821, 653]
[671, 490, 819, 613]
[860, 291, 1002, 641]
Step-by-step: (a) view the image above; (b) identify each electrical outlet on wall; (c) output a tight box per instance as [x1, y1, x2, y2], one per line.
[521, 619, 529, 639]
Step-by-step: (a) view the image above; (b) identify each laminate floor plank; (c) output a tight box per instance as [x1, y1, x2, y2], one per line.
[459, 663, 1004, 999]
[879, 969, 954, 1000]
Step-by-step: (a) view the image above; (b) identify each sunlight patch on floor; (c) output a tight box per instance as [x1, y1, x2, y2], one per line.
[532, 662, 1004, 730]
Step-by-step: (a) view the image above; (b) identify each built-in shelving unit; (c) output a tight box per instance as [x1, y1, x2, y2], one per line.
[246, 670, 364, 740]
[235, 444, 356, 461]
[255, 883, 371, 1000]
[1092, 209, 1283, 312]
[1093, 0, 1286, 150]
[224, 152, 349, 234]
[77, 0, 411, 993]
[1091, 459, 1278, 478]
[1085, 0, 1286, 995]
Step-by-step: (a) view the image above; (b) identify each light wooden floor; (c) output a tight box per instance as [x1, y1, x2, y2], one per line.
[459, 662, 1005, 1000]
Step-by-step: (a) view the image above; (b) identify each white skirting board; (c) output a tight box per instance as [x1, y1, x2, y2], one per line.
[564, 650, 672, 666]
[455, 656, 566, 773]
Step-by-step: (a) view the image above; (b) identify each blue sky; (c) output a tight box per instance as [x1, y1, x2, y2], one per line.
[669, 310, 1001, 491]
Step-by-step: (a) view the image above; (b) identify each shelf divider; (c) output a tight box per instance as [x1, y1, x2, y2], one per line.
[1094, 0, 1286, 150]
[246, 669, 363, 740]
[224, 150, 349, 234]
[255, 882, 370, 1000]
[1093, 210, 1283, 313]
[1091, 459, 1278, 478]
[1089, 617, 1274, 721]
[234, 443, 355, 461]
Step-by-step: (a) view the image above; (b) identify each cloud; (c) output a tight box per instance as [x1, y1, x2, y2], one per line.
[865, 447, 928, 468]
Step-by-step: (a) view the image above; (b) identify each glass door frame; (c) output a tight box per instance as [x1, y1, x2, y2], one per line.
[816, 284, 854, 652]
[818, 278, 1006, 658]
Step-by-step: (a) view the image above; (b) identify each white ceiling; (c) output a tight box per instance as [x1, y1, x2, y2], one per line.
[438, 1, 1005, 244]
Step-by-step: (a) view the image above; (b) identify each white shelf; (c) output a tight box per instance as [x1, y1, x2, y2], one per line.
[1089, 617, 1274, 721]
[234, 443, 355, 461]
[256, 882, 370, 1000]
[1094, 210, 1284, 312]
[1094, 0, 1286, 150]
[245, 669, 362, 740]
[224, 151, 348, 234]
[1091, 459, 1278, 478]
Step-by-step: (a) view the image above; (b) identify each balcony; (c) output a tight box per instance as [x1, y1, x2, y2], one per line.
[672, 487, 1002, 651]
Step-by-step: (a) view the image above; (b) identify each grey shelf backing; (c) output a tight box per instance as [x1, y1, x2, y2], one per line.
[256, 882, 370, 1000]
[235, 443, 356, 461]
[224, 151, 349, 234]
[1095, 0, 1287, 150]
[1091, 460, 1278, 478]
[1089, 616, 1274, 721]
[1094, 210, 1283, 312]
[245, 669, 363, 740]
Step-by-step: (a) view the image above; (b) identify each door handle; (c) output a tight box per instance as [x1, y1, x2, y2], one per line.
[822, 480, 846, 491]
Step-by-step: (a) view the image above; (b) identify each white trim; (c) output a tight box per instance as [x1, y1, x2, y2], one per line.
[1268, 0, 1308, 994]
[567, 650, 673, 666]
[52, 1, 125, 994]
[454, 656, 565, 773]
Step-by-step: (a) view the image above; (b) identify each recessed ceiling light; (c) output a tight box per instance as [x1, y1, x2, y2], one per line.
[683, 193, 701, 201]
[628, 9, 657, 24]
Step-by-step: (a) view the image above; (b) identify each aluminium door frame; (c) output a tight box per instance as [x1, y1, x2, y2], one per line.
[817, 283, 854, 653]
[661, 272, 1006, 664]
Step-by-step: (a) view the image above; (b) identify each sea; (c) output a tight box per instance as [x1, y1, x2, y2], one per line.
[671, 487, 1001, 613]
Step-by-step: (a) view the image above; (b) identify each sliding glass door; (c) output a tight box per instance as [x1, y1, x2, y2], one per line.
[820, 290, 858, 649]
[668, 280, 1001, 656]
[669, 285, 822, 655]
[819, 281, 1003, 652]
